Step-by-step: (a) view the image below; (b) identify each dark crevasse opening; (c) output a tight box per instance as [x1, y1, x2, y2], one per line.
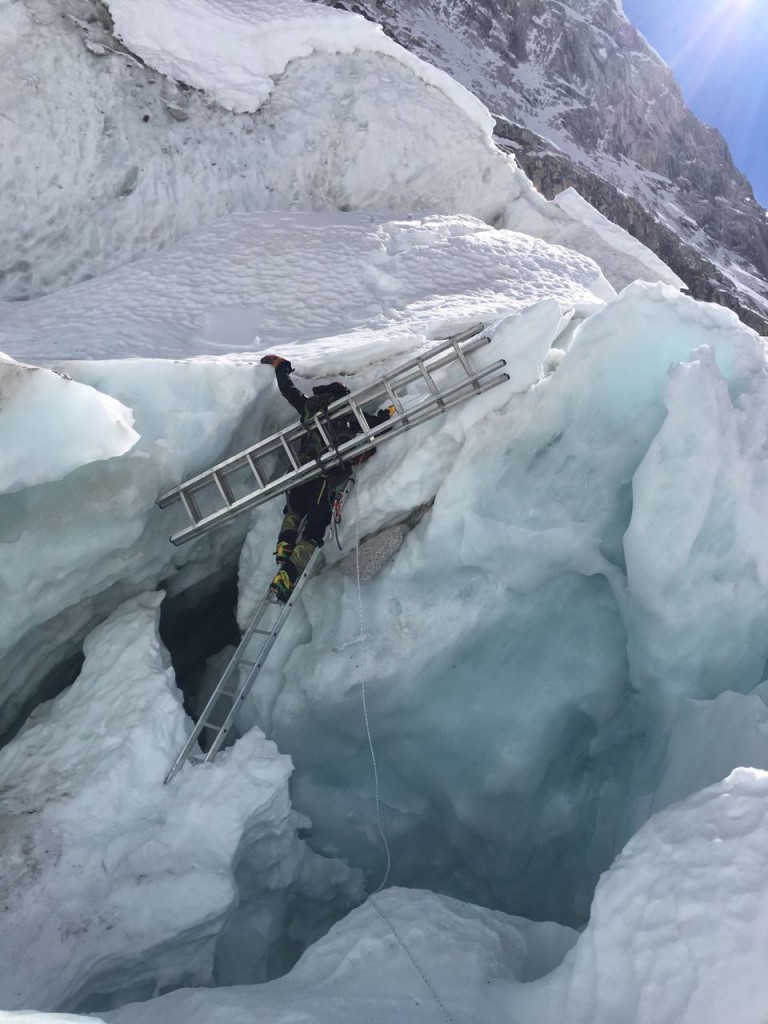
[159, 567, 241, 721]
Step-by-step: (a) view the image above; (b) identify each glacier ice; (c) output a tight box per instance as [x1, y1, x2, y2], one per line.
[0, 593, 361, 1012]
[3, 0, 768, 1019]
[4, 216, 768, 1018]
[15, 770, 768, 1024]
[0, 354, 137, 494]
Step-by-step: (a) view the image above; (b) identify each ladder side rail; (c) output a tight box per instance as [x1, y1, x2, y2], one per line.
[163, 592, 275, 783]
[318, 333, 490, 415]
[350, 358, 508, 433]
[345, 368, 509, 441]
[304, 331, 490, 427]
[320, 336, 490, 419]
[167, 544, 325, 777]
[158, 419, 323, 508]
[169, 447, 377, 544]
[158, 331, 491, 509]
[169, 365, 508, 545]
[432, 322, 487, 345]
[423, 331, 489, 372]
[202, 548, 323, 762]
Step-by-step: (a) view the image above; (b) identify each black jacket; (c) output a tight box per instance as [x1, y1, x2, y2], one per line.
[275, 366, 392, 449]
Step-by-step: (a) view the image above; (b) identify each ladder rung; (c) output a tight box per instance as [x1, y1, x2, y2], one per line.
[383, 381, 404, 414]
[312, 415, 334, 448]
[416, 358, 440, 395]
[246, 453, 266, 487]
[280, 435, 301, 470]
[347, 398, 371, 434]
[164, 508, 337, 783]
[179, 488, 201, 524]
[213, 471, 235, 506]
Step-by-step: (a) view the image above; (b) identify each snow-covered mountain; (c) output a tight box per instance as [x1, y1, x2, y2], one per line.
[323, 0, 768, 332]
[4, 1, 768, 1023]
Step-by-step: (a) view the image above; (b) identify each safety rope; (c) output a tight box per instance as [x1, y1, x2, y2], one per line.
[353, 498, 391, 893]
[352, 493, 460, 1024]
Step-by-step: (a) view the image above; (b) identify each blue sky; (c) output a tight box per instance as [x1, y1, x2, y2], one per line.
[622, 0, 768, 207]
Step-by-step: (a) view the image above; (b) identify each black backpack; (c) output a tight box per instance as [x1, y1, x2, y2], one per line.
[300, 387, 358, 485]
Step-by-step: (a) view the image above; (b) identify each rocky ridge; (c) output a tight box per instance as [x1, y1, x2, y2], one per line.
[326, 0, 768, 333]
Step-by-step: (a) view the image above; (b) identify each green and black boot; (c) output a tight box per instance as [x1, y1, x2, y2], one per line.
[275, 511, 301, 565]
[269, 538, 318, 603]
[270, 564, 296, 603]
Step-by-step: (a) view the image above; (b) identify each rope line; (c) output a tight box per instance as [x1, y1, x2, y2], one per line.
[352, 492, 459, 1024]
[368, 894, 460, 1024]
[354, 495, 391, 893]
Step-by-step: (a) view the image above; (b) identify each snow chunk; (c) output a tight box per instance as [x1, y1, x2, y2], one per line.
[106, 0, 492, 127]
[103, 888, 576, 1024]
[505, 185, 684, 291]
[513, 769, 768, 1024]
[0, 353, 138, 493]
[652, 689, 768, 814]
[0, 593, 361, 1011]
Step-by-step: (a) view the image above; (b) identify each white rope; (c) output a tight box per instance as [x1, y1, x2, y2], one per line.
[351, 492, 459, 1024]
[353, 493, 391, 893]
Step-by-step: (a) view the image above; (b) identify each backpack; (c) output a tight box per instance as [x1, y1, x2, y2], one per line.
[300, 389, 358, 486]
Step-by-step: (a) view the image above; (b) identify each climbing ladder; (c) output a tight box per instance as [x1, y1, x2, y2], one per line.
[157, 323, 508, 545]
[164, 533, 325, 784]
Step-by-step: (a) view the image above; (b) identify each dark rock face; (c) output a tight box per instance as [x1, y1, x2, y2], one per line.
[323, 0, 768, 332]
[495, 119, 768, 333]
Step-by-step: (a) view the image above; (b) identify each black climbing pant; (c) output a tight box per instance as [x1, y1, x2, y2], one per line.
[281, 477, 332, 548]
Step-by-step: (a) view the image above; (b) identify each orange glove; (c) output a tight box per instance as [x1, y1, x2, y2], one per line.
[387, 405, 397, 417]
[260, 355, 293, 372]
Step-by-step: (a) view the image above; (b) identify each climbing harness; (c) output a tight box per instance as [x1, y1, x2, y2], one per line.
[331, 480, 352, 550]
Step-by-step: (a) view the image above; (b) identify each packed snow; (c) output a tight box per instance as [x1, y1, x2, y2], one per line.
[0, 211, 613, 362]
[106, 0, 492, 123]
[4, 0, 768, 1022]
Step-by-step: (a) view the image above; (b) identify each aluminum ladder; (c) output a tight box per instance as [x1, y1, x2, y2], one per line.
[157, 323, 508, 545]
[164, 537, 326, 783]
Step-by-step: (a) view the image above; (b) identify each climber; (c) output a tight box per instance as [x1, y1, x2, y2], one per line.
[260, 354, 395, 602]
